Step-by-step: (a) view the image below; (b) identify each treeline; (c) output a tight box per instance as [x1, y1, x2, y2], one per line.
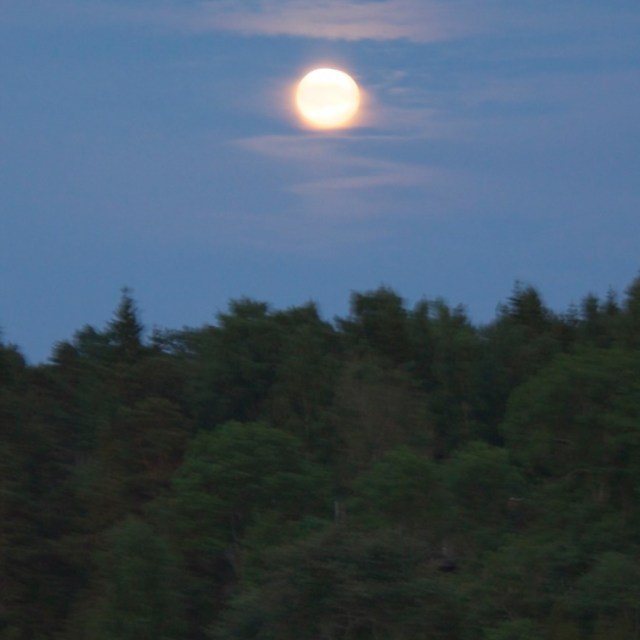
[2, 275, 640, 640]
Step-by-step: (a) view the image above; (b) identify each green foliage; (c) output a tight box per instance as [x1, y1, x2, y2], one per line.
[3, 276, 640, 639]
[589, 613, 635, 640]
[483, 618, 543, 640]
[339, 287, 413, 365]
[111, 397, 191, 487]
[443, 441, 526, 538]
[501, 347, 640, 514]
[215, 527, 467, 640]
[0, 341, 26, 386]
[0, 357, 81, 639]
[476, 283, 573, 442]
[105, 288, 145, 363]
[506, 283, 551, 336]
[331, 356, 432, 478]
[351, 446, 441, 535]
[92, 517, 187, 640]
[471, 537, 561, 626]
[161, 421, 330, 556]
[567, 552, 640, 620]
[548, 617, 583, 640]
[427, 301, 485, 456]
[189, 300, 341, 439]
[578, 292, 619, 348]
[266, 304, 342, 458]
[188, 299, 281, 426]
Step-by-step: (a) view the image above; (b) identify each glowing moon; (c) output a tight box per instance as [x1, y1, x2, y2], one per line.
[296, 68, 360, 128]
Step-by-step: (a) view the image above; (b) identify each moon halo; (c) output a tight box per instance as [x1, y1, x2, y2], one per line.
[295, 68, 360, 129]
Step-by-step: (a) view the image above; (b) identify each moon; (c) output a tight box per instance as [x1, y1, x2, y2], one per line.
[296, 68, 360, 129]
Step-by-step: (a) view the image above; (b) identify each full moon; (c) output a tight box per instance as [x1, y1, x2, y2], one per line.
[296, 68, 360, 128]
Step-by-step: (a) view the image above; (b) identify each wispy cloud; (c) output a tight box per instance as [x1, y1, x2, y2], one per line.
[234, 133, 436, 193]
[187, 0, 640, 47]
[5, 0, 639, 53]
[231, 132, 449, 234]
[288, 169, 436, 195]
[186, 0, 469, 43]
[2, 0, 475, 43]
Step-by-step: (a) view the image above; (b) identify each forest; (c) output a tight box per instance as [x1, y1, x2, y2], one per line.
[2, 274, 640, 640]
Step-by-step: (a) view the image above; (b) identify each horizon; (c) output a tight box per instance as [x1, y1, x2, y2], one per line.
[2, 0, 639, 363]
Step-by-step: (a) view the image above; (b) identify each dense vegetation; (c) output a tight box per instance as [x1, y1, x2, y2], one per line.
[2, 275, 640, 640]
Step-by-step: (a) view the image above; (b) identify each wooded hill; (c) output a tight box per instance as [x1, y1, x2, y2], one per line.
[2, 275, 640, 640]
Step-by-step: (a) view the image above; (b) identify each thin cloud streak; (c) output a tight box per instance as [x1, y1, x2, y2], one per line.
[190, 0, 467, 43]
[288, 168, 438, 195]
[233, 133, 445, 216]
[1, 0, 476, 43]
[5, 0, 638, 53]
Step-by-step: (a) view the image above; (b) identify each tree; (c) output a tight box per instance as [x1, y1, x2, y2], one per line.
[350, 446, 442, 537]
[425, 300, 484, 456]
[566, 552, 640, 636]
[546, 607, 583, 640]
[590, 614, 635, 640]
[90, 517, 187, 640]
[214, 527, 467, 640]
[6, 274, 640, 639]
[338, 287, 413, 365]
[505, 283, 551, 337]
[105, 288, 145, 363]
[483, 619, 543, 640]
[0, 352, 81, 640]
[188, 299, 281, 426]
[266, 303, 342, 459]
[621, 274, 640, 349]
[470, 536, 576, 632]
[330, 355, 432, 478]
[578, 293, 616, 348]
[477, 283, 572, 438]
[501, 347, 640, 515]
[443, 441, 525, 537]
[149, 421, 331, 637]
[159, 421, 330, 564]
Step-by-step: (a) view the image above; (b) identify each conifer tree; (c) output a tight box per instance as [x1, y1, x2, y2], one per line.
[106, 288, 144, 362]
[93, 517, 187, 640]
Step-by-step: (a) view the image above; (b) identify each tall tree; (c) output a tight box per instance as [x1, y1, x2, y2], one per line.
[442, 441, 525, 553]
[105, 288, 145, 363]
[338, 287, 413, 366]
[621, 274, 640, 349]
[214, 527, 467, 640]
[189, 299, 281, 426]
[89, 517, 187, 640]
[350, 446, 442, 538]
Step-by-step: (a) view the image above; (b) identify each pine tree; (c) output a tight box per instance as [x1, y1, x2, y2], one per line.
[92, 517, 187, 640]
[106, 288, 144, 362]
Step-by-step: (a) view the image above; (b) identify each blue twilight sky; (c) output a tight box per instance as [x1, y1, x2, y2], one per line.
[1, 0, 640, 363]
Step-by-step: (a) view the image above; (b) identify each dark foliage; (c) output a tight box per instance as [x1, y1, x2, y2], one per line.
[2, 276, 640, 640]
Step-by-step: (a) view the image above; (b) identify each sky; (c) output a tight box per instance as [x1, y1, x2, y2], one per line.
[2, 0, 640, 363]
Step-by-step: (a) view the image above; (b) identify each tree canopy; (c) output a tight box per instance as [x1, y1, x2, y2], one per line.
[3, 276, 640, 640]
